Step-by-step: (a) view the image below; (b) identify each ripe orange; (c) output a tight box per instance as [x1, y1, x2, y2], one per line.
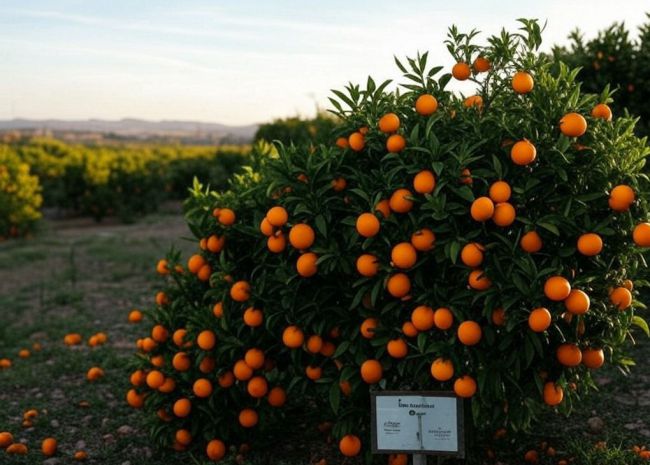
[387, 339, 408, 358]
[306, 335, 324, 354]
[610, 286, 632, 310]
[247, 376, 269, 397]
[411, 305, 435, 331]
[413, 170, 436, 194]
[492, 307, 506, 326]
[375, 199, 391, 218]
[360, 359, 383, 384]
[128, 309, 143, 323]
[460, 242, 484, 267]
[524, 450, 539, 463]
[126, 389, 144, 408]
[360, 318, 378, 339]
[391, 242, 417, 269]
[633, 222, 650, 246]
[173, 398, 192, 417]
[215, 208, 236, 226]
[543, 382, 564, 406]
[378, 113, 400, 133]
[454, 375, 477, 398]
[260, 217, 274, 236]
[0, 432, 13, 448]
[193, 378, 213, 398]
[544, 276, 571, 301]
[565, 289, 590, 314]
[0, 359, 12, 369]
[457, 321, 482, 346]
[356, 213, 380, 237]
[410, 228, 435, 251]
[146, 370, 165, 389]
[489, 181, 511, 203]
[493, 202, 516, 227]
[335, 137, 349, 149]
[512, 71, 534, 94]
[511, 139, 536, 165]
[557, 343, 582, 366]
[267, 386, 287, 407]
[217, 371, 235, 388]
[305, 365, 322, 381]
[158, 377, 176, 394]
[156, 259, 170, 275]
[560, 112, 588, 137]
[244, 348, 265, 370]
[468, 269, 492, 290]
[591, 103, 612, 120]
[520, 231, 543, 253]
[452, 62, 471, 80]
[206, 235, 225, 253]
[267, 233, 286, 253]
[386, 273, 411, 298]
[155, 291, 169, 306]
[528, 307, 551, 332]
[463, 95, 483, 108]
[199, 356, 215, 373]
[230, 280, 251, 302]
[339, 434, 362, 457]
[233, 360, 254, 381]
[386, 134, 406, 153]
[176, 429, 192, 446]
[415, 94, 438, 115]
[289, 224, 315, 250]
[206, 439, 226, 461]
[389, 189, 414, 213]
[473, 56, 491, 72]
[389, 454, 408, 465]
[42, 437, 57, 456]
[320, 341, 336, 357]
[213, 302, 224, 318]
[434, 307, 454, 330]
[356, 254, 379, 277]
[348, 132, 365, 152]
[402, 321, 419, 337]
[172, 352, 191, 371]
[297, 252, 318, 277]
[6, 444, 28, 455]
[582, 348, 605, 369]
[151, 325, 168, 343]
[173, 329, 188, 347]
[197, 330, 216, 350]
[239, 408, 258, 428]
[130, 370, 146, 386]
[266, 206, 288, 227]
[87, 366, 104, 382]
[431, 358, 454, 381]
[243, 307, 263, 327]
[609, 185, 635, 211]
[282, 325, 305, 348]
[470, 197, 495, 222]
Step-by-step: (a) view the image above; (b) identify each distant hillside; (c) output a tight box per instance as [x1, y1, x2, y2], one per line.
[0, 118, 258, 144]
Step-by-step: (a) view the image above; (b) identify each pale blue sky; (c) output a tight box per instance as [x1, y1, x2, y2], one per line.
[1, 1, 648, 125]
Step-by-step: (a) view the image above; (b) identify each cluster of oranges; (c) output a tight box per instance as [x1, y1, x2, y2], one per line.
[128, 20, 649, 461]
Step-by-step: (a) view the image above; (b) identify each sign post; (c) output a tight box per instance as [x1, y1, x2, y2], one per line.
[370, 391, 465, 462]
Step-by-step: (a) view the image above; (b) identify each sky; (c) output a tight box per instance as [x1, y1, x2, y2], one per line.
[0, 1, 648, 126]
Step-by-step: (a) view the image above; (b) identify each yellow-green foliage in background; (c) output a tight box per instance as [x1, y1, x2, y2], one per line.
[4, 138, 249, 222]
[0, 145, 42, 238]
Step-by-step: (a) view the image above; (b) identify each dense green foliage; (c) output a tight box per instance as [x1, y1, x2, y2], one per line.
[0, 146, 42, 238]
[254, 111, 339, 146]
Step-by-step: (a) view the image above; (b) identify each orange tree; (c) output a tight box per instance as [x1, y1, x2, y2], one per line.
[127, 20, 650, 462]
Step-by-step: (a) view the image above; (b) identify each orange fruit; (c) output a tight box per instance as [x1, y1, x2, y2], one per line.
[233, 360, 254, 381]
[356, 254, 379, 277]
[356, 213, 380, 237]
[360, 359, 383, 384]
[0, 359, 11, 369]
[463, 95, 483, 108]
[411, 305, 435, 331]
[402, 321, 419, 337]
[470, 197, 495, 222]
[543, 382, 564, 406]
[156, 259, 170, 275]
[468, 269, 491, 290]
[151, 325, 169, 343]
[557, 343, 582, 366]
[391, 242, 417, 269]
[430, 358, 454, 381]
[387, 339, 408, 359]
[389, 454, 408, 465]
[360, 318, 378, 339]
[622, 279, 634, 291]
[297, 252, 318, 277]
[339, 434, 362, 457]
[289, 224, 315, 250]
[410, 228, 435, 251]
[215, 208, 236, 226]
[609, 185, 635, 211]
[582, 348, 604, 369]
[493, 202, 516, 227]
[176, 429, 192, 446]
[244, 348, 265, 370]
[0, 432, 13, 448]
[267, 233, 286, 253]
[42, 437, 57, 456]
[375, 199, 391, 218]
[591, 103, 612, 120]
[18, 349, 30, 359]
[389, 189, 414, 213]
[6, 444, 28, 455]
[267, 386, 287, 407]
[247, 376, 269, 397]
[217, 371, 235, 388]
[492, 308, 506, 326]
[305, 365, 322, 381]
[348, 132, 365, 151]
[266, 206, 288, 227]
[511, 139, 536, 165]
[560, 112, 587, 137]
[378, 113, 400, 133]
[282, 325, 304, 348]
[415, 94, 438, 115]
[386, 273, 411, 298]
[577, 233, 603, 256]
[197, 330, 216, 350]
[320, 341, 336, 357]
[230, 280, 251, 302]
[339, 380, 352, 396]
[454, 375, 477, 398]
[489, 181, 511, 203]
[193, 378, 213, 398]
[206, 235, 225, 253]
[452, 62, 471, 80]
[172, 352, 191, 371]
[512, 71, 534, 94]
[146, 370, 165, 389]
[87, 366, 105, 382]
[199, 357, 215, 373]
[528, 307, 551, 332]
[260, 217, 275, 236]
[126, 389, 144, 408]
[155, 291, 169, 306]
[206, 439, 226, 461]
[306, 335, 324, 354]
[544, 276, 571, 301]
[633, 223, 650, 247]
[610, 286, 632, 310]
[473, 56, 491, 72]
[565, 289, 590, 314]
[173, 398, 191, 417]
[128, 310, 143, 323]
[457, 321, 482, 346]
[213, 302, 224, 318]
[335, 137, 349, 149]
[386, 134, 406, 153]
[461, 242, 484, 267]
[520, 231, 543, 253]
[239, 408, 258, 428]
[130, 370, 146, 386]
[243, 307, 263, 327]
[434, 307, 454, 330]
[172, 329, 188, 347]
[524, 450, 539, 463]
[413, 170, 436, 194]
[158, 377, 176, 393]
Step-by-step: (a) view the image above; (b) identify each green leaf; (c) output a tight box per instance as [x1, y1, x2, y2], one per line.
[329, 381, 341, 414]
[632, 315, 650, 337]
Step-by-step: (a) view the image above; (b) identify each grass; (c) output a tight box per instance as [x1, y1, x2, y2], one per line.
[0, 211, 649, 464]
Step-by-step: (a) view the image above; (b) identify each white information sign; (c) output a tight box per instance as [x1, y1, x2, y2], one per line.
[371, 392, 464, 457]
